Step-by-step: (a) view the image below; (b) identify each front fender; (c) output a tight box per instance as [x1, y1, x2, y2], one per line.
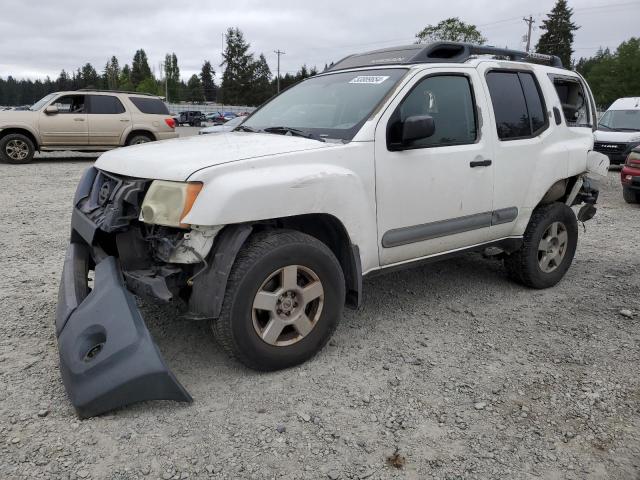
[0, 122, 41, 145]
[184, 144, 379, 271]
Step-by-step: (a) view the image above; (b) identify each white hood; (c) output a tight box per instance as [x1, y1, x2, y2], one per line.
[95, 132, 335, 181]
[594, 129, 640, 143]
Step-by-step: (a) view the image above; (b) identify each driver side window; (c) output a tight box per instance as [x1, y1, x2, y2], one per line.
[51, 95, 85, 114]
[388, 75, 477, 148]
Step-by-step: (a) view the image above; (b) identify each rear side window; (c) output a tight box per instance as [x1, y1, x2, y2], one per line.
[128, 97, 169, 115]
[550, 77, 591, 127]
[88, 95, 125, 114]
[486, 71, 548, 140]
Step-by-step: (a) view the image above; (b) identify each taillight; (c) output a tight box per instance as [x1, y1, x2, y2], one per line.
[626, 151, 640, 168]
[165, 118, 176, 129]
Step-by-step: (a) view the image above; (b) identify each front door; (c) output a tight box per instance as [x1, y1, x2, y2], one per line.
[87, 95, 131, 146]
[375, 68, 496, 266]
[39, 94, 88, 146]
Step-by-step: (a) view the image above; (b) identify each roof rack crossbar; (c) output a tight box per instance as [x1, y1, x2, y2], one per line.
[327, 42, 563, 72]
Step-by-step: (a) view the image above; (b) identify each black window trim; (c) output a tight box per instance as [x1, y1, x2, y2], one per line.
[547, 73, 594, 129]
[86, 94, 126, 115]
[485, 68, 550, 142]
[386, 72, 480, 151]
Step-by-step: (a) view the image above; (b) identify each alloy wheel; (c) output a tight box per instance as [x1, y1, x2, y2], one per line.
[5, 139, 29, 161]
[537, 221, 568, 273]
[252, 265, 324, 346]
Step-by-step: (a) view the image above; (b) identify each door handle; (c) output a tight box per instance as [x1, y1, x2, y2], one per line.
[120, 119, 130, 122]
[470, 159, 492, 167]
[74, 118, 85, 122]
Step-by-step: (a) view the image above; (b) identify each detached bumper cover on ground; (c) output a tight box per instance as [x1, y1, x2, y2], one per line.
[55, 169, 192, 418]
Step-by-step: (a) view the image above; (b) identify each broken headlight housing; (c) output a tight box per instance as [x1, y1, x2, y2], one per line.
[139, 180, 202, 228]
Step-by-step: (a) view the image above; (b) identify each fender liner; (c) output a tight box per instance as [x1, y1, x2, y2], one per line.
[187, 224, 253, 319]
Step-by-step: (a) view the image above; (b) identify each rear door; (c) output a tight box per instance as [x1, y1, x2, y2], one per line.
[477, 66, 569, 239]
[375, 68, 496, 265]
[38, 94, 88, 145]
[87, 95, 130, 146]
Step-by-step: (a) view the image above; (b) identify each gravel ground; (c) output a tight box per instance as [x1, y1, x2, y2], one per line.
[0, 150, 639, 480]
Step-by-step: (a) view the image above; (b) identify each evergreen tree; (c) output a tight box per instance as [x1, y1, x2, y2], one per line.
[119, 64, 134, 91]
[200, 60, 217, 102]
[186, 74, 204, 102]
[81, 63, 100, 89]
[249, 54, 273, 105]
[162, 53, 180, 102]
[136, 77, 159, 95]
[104, 56, 120, 90]
[56, 70, 71, 91]
[535, 0, 579, 68]
[131, 49, 152, 87]
[220, 27, 255, 105]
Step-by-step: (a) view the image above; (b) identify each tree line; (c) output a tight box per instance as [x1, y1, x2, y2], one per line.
[2, 2, 638, 109]
[0, 27, 318, 107]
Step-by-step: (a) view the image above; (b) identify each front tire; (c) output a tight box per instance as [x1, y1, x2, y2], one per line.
[213, 230, 345, 371]
[0, 133, 35, 164]
[623, 188, 640, 204]
[504, 203, 578, 289]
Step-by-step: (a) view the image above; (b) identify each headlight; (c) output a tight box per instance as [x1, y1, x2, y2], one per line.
[140, 181, 202, 228]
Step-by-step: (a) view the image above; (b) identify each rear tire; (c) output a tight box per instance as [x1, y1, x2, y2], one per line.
[504, 202, 578, 289]
[212, 230, 345, 371]
[126, 133, 153, 146]
[623, 188, 640, 204]
[0, 133, 35, 164]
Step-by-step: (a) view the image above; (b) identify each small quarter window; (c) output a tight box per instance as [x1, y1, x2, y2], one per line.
[486, 71, 548, 140]
[549, 77, 591, 127]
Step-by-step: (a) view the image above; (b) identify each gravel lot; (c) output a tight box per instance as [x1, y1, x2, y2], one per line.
[0, 146, 639, 479]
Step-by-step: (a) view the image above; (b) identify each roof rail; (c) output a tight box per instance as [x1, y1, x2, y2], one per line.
[75, 89, 158, 97]
[328, 42, 563, 71]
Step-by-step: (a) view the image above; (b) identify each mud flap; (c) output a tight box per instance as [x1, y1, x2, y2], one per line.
[56, 247, 192, 418]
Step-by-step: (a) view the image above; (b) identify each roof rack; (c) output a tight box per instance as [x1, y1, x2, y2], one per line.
[328, 42, 563, 71]
[75, 89, 158, 97]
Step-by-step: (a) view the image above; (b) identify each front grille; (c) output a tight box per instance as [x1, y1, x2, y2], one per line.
[77, 170, 149, 233]
[594, 142, 627, 154]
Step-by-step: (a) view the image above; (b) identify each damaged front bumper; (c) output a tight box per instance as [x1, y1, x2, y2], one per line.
[55, 167, 192, 418]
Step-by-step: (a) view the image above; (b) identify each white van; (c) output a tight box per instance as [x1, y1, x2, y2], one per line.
[594, 97, 640, 164]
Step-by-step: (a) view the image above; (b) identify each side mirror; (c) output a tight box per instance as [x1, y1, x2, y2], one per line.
[402, 115, 435, 144]
[45, 105, 58, 115]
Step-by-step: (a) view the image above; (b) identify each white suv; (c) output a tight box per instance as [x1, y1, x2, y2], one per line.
[55, 43, 609, 417]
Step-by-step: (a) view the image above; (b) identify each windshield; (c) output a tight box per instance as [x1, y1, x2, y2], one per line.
[243, 69, 407, 141]
[30, 93, 56, 111]
[599, 109, 640, 131]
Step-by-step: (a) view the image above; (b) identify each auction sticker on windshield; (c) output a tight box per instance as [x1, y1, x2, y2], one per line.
[349, 75, 390, 85]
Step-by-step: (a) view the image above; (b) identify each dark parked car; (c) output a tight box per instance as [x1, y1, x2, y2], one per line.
[176, 110, 204, 126]
[621, 147, 640, 204]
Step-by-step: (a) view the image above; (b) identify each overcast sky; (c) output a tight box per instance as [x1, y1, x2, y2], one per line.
[0, 0, 638, 82]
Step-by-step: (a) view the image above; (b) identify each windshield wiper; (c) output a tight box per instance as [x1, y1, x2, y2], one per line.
[597, 124, 614, 131]
[235, 125, 258, 133]
[613, 127, 640, 132]
[261, 126, 325, 142]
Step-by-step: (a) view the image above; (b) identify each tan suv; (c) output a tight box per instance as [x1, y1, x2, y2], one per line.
[0, 90, 178, 164]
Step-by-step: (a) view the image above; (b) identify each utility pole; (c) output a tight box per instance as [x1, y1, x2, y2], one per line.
[523, 15, 535, 53]
[274, 49, 286, 93]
